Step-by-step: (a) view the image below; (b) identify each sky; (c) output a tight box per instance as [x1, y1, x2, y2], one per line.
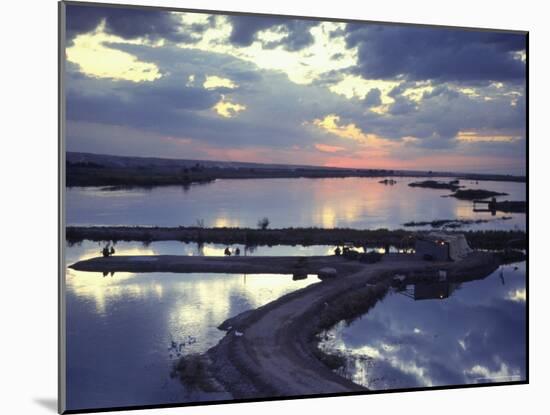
[64, 4, 527, 175]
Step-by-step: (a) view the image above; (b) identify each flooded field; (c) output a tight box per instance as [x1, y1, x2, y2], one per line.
[66, 241, 321, 410]
[64, 177, 527, 410]
[67, 177, 526, 231]
[318, 261, 526, 390]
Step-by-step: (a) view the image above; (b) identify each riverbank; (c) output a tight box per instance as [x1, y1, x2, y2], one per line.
[66, 152, 526, 187]
[171, 252, 504, 399]
[66, 226, 527, 250]
[403, 217, 512, 228]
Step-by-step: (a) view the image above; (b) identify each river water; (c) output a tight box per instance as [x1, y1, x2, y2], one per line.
[66, 177, 526, 230]
[64, 177, 527, 410]
[65, 241, 321, 410]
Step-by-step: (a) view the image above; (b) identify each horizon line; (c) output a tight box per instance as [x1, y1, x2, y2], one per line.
[66, 150, 526, 178]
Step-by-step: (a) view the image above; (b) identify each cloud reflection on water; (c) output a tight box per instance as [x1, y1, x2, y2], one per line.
[65, 241, 322, 409]
[319, 262, 526, 390]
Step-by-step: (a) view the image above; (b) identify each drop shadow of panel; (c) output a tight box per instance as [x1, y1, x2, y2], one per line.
[34, 398, 57, 413]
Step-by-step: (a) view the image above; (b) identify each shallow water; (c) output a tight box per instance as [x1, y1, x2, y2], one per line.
[64, 176, 527, 409]
[67, 240, 337, 260]
[318, 261, 527, 390]
[65, 244, 321, 410]
[66, 177, 526, 230]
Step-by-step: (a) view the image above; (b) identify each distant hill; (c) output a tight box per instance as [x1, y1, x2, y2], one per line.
[65, 152, 526, 186]
[66, 152, 384, 172]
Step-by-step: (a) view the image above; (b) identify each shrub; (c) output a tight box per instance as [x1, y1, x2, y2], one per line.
[257, 217, 270, 230]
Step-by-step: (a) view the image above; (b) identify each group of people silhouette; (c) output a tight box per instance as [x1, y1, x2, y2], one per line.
[101, 243, 116, 257]
[224, 247, 241, 256]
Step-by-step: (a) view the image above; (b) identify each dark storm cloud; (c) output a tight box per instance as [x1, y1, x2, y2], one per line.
[66, 4, 209, 43]
[227, 15, 318, 51]
[378, 81, 522, 142]
[65, 22, 526, 173]
[309, 70, 347, 89]
[66, 77, 216, 128]
[389, 96, 417, 115]
[342, 24, 526, 83]
[364, 88, 382, 107]
[422, 85, 460, 100]
[265, 20, 319, 51]
[227, 16, 283, 46]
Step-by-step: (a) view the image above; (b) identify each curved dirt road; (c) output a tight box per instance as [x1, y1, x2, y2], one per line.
[72, 252, 502, 399]
[201, 252, 500, 399]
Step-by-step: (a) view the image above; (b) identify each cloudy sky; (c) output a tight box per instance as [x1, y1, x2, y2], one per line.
[64, 4, 527, 174]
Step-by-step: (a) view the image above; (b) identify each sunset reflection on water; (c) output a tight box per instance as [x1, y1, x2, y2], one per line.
[67, 177, 526, 230]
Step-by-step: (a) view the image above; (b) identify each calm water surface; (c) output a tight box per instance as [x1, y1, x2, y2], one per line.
[68, 240, 336, 259]
[67, 177, 526, 230]
[64, 177, 527, 409]
[318, 261, 526, 390]
[65, 243, 320, 410]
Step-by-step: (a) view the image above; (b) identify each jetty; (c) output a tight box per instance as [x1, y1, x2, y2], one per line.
[70, 255, 367, 277]
[473, 198, 527, 213]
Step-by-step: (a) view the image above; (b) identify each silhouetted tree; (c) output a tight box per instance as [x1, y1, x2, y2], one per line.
[257, 217, 270, 230]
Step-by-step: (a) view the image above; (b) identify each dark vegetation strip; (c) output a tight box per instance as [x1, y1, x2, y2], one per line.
[408, 180, 514, 201]
[66, 163, 397, 187]
[408, 180, 461, 191]
[303, 280, 393, 375]
[66, 161, 526, 188]
[66, 164, 215, 187]
[66, 226, 527, 250]
[491, 200, 527, 213]
[450, 189, 509, 200]
[403, 217, 512, 228]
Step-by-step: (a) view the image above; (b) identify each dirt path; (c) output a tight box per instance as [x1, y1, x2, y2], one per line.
[72, 252, 503, 398]
[69, 254, 375, 277]
[221, 267, 380, 397]
[198, 252, 500, 399]
[66, 226, 527, 250]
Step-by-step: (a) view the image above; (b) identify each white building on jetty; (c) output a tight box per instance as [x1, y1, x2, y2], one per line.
[415, 232, 472, 261]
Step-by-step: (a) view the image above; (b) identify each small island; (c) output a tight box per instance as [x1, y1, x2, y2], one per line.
[403, 217, 512, 229]
[450, 189, 508, 200]
[408, 180, 461, 191]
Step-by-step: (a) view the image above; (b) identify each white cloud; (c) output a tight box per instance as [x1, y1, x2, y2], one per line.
[203, 75, 238, 90]
[212, 95, 246, 118]
[66, 23, 162, 82]
[175, 18, 357, 85]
